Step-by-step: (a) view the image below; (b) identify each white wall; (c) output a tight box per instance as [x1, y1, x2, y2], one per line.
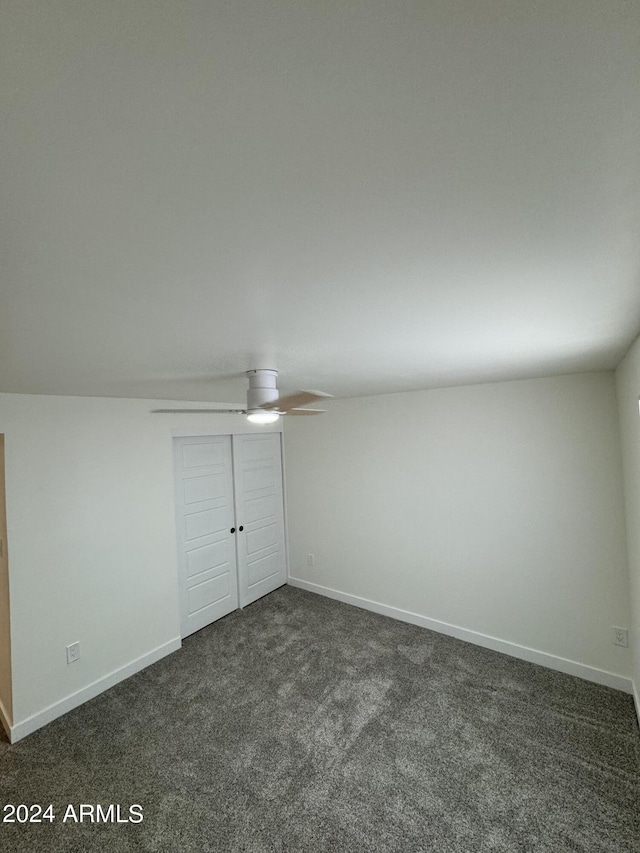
[615, 337, 640, 715]
[0, 435, 13, 730]
[0, 392, 277, 740]
[285, 372, 631, 686]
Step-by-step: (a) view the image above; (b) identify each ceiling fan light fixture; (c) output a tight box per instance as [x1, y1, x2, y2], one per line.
[246, 410, 280, 425]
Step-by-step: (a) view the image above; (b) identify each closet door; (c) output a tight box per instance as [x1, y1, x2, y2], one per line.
[174, 436, 239, 637]
[233, 433, 287, 607]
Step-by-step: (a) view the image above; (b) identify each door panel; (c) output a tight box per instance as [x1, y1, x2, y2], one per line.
[183, 472, 226, 504]
[243, 465, 275, 493]
[188, 573, 231, 614]
[244, 494, 277, 523]
[185, 506, 227, 541]
[248, 551, 280, 586]
[186, 539, 228, 578]
[246, 522, 278, 555]
[182, 441, 229, 468]
[174, 436, 239, 637]
[233, 433, 287, 607]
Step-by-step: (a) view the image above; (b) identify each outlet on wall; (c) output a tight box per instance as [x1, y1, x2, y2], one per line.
[307, 554, 315, 567]
[613, 627, 628, 648]
[66, 642, 80, 664]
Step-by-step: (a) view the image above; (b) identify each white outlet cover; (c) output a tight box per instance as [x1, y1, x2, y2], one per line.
[613, 627, 628, 648]
[66, 642, 80, 663]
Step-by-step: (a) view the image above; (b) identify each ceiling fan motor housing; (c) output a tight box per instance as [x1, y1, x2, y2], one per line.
[246, 369, 279, 411]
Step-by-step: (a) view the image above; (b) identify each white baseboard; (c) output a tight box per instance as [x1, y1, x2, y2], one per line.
[633, 680, 640, 730]
[288, 577, 633, 695]
[9, 637, 182, 743]
[0, 694, 12, 741]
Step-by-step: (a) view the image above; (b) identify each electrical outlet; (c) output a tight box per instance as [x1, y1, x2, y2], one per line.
[307, 554, 315, 567]
[613, 627, 628, 648]
[66, 642, 80, 664]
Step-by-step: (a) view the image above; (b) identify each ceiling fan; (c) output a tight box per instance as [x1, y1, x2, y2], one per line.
[152, 369, 332, 424]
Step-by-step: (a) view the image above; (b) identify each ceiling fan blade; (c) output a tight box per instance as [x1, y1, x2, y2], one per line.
[284, 408, 326, 416]
[151, 408, 246, 414]
[261, 390, 333, 411]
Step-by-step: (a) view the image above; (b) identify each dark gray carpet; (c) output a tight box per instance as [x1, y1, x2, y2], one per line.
[0, 585, 638, 852]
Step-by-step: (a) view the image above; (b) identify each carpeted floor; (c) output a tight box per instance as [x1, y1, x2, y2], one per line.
[0, 585, 638, 852]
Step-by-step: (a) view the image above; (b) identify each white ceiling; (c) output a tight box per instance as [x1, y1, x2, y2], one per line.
[1, 0, 639, 404]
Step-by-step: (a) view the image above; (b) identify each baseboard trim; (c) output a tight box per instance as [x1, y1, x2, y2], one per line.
[633, 680, 640, 730]
[0, 695, 12, 741]
[288, 578, 633, 695]
[9, 637, 182, 743]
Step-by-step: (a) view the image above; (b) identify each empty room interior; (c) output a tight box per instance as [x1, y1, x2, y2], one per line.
[1, 1, 639, 850]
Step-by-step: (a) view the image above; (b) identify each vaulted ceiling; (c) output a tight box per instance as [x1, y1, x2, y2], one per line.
[1, 1, 639, 403]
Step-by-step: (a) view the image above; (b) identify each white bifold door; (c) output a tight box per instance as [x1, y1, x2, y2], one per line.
[174, 433, 287, 638]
